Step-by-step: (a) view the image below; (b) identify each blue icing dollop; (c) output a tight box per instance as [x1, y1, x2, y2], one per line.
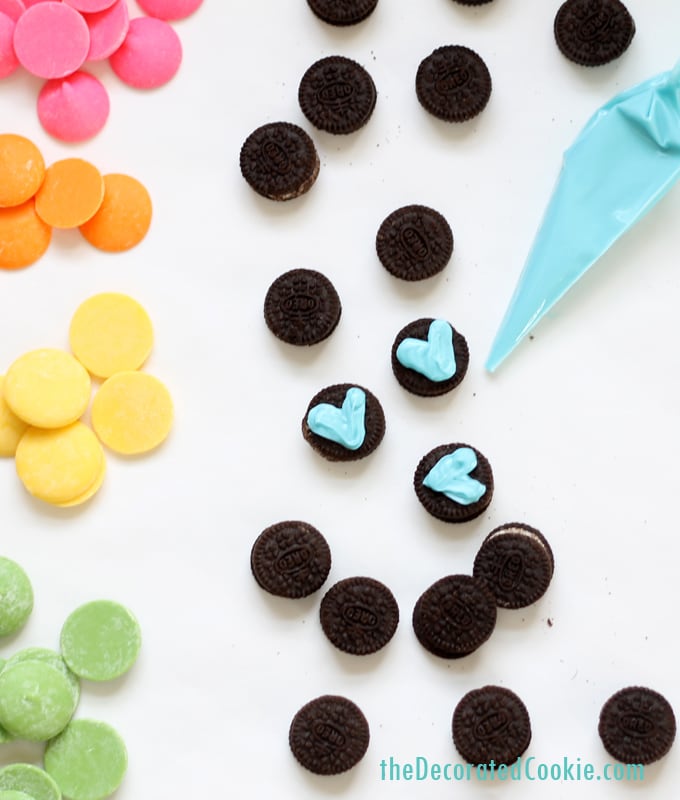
[306, 387, 366, 450]
[396, 319, 456, 382]
[423, 447, 486, 505]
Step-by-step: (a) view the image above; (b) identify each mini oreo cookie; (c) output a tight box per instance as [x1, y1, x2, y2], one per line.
[599, 687, 676, 765]
[473, 523, 554, 609]
[299, 56, 377, 135]
[264, 269, 341, 346]
[239, 122, 320, 201]
[452, 0, 494, 4]
[391, 318, 469, 396]
[376, 205, 453, 281]
[320, 577, 399, 655]
[453, 686, 532, 765]
[251, 521, 331, 598]
[302, 383, 385, 462]
[289, 694, 370, 774]
[412, 575, 497, 658]
[414, 443, 493, 523]
[307, 0, 378, 26]
[416, 45, 491, 122]
[554, 0, 635, 67]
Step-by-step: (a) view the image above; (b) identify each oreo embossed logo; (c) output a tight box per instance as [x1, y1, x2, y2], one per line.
[498, 552, 525, 592]
[453, 686, 532, 765]
[442, 596, 474, 631]
[400, 226, 429, 260]
[299, 55, 376, 134]
[250, 520, 331, 598]
[318, 81, 354, 107]
[281, 293, 319, 316]
[313, 721, 346, 748]
[475, 710, 510, 741]
[620, 713, 655, 738]
[264, 269, 341, 346]
[276, 545, 311, 575]
[599, 687, 676, 765]
[321, 577, 399, 655]
[435, 68, 470, 94]
[289, 695, 370, 775]
[261, 140, 290, 175]
[554, 0, 635, 67]
[577, 7, 614, 42]
[342, 604, 378, 628]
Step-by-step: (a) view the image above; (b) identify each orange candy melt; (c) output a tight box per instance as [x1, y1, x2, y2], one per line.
[79, 174, 152, 252]
[0, 201, 52, 270]
[0, 135, 152, 270]
[0, 133, 45, 208]
[35, 158, 105, 228]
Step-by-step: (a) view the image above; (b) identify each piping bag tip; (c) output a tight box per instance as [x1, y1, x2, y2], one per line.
[485, 61, 680, 373]
[484, 306, 540, 373]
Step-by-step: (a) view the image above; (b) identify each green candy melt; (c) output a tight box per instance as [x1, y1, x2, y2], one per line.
[0, 661, 77, 741]
[44, 719, 127, 800]
[60, 600, 141, 682]
[0, 764, 61, 800]
[0, 657, 9, 743]
[0, 792, 35, 800]
[6, 648, 79, 706]
[0, 557, 33, 637]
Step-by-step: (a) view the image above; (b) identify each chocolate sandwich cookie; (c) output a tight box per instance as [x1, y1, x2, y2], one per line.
[239, 122, 319, 201]
[299, 56, 377, 135]
[302, 383, 385, 462]
[264, 269, 341, 346]
[391, 318, 469, 396]
[251, 521, 331, 598]
[599, 687, 676, 765]
[453, 686, 532, 765]
[452, 0, 494, 4]
[416, 45, 491, 122]
[307, 0, 378, 26]
[473, 523, 554, 609]
[412, 575, 497, 658]
[554, 0, 635, 67]
[320, 577, 399, 655]
[376, 205, 453, 281]
[289, 695, 370, 774]
[414, 443, 493, 523]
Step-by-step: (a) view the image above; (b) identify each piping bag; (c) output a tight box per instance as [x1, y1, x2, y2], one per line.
[486, 61, 680, 372]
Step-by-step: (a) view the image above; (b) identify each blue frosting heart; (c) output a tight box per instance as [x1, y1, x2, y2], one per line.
[396, 319, 456, 382]
[306, 387, 366, 450]
[423, 447, 486, 505]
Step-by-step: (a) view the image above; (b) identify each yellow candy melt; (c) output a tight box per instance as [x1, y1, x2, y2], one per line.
[92, 372, 173, 455]
[56, 459, 106, 508]
[15, 422, 104, 504]
[4, 349, 91, 429]
[69, 293, 154, 379]
[0, 375, 29, 457]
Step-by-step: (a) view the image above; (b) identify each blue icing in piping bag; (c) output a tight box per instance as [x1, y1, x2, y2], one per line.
[486, 61, 680, 372]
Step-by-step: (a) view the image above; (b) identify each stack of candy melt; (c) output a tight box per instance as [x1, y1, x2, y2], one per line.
[0, 0, 202, 141]
[0, 556, 140, 800]
[0, 293, 174, 507]
[0, 133, 152, 269]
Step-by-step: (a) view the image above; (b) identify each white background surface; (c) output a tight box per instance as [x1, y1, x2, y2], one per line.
[1, 0, 680, 797]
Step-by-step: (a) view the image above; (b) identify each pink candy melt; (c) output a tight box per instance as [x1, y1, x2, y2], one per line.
[0, 0, 24, 23]
[109, 16, 182, 90]
[84, 0, 129, 61]
[38, 70, 110, 142]
[0, 11, 19, 78]
[13, 2, 90, 79]
[64, 0, 116, 12]
[136, 0, 203, 21]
